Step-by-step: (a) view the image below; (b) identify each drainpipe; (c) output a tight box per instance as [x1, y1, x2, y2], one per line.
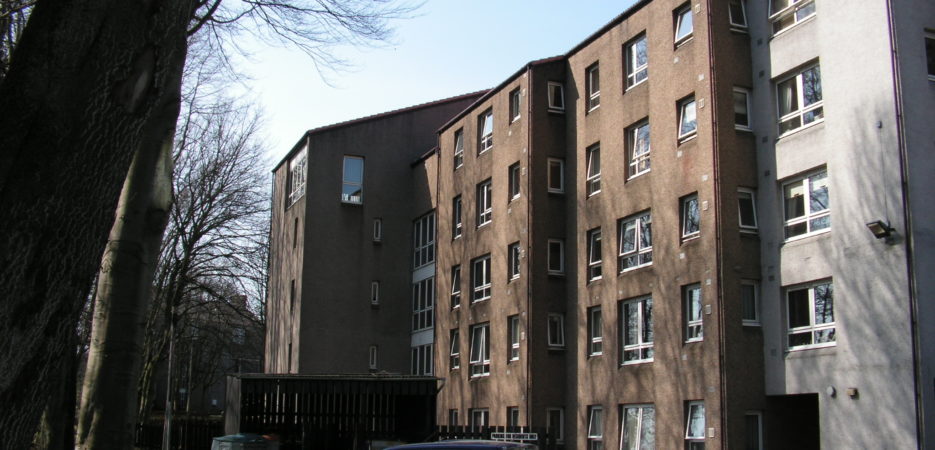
[524, 63, 534, 433]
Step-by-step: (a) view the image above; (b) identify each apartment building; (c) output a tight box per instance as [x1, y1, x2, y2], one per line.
[266, 0, 935, 448]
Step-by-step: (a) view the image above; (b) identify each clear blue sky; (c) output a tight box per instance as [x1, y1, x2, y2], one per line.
[235, 1, 638, 165]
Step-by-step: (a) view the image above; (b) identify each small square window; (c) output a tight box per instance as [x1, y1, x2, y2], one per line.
[548, 313, 565, 348]
[508, 162, 521, 201]
[509, 88, 521, 122]
[476, 179, 492, 227]
[508, 315, 520, 361]
[586, 144, 601, 196]
[450, 265, 461, 309]
[453, 129, 464, 170]
[674, 3, 694, 45]
[681, 194, 701, 240]
[627, 119, 651, 178]
[783, 169, 830, 239]
[587, 63, 600, 111]
[341, 155, 364, 204]
[769, 0, 815, 35]
[742, 280, 760, 326]
[738, 188, 758, 231]
[508, 242, 521, 281]
[453, 195, 463, 239]
[548, 239, 565, 275]
[927, 33, 935, 81]
[734, 88, 751, 130]
[777, 64, 823, 135]
[548, 82, 565, 111]
[587, 228, 603, 282]
[684, 284, 703, 342]
[548, 158, 565, 193]
[588, 306, 603, 357]
[729, 0, 748, 30]
[678, 97, 698, 141]
[685, 401, 706, 448]
[626, 34, 648, 88]
[478, 110, 493, 154]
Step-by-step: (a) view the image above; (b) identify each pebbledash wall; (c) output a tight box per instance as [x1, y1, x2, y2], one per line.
[265, 0, 935, 448]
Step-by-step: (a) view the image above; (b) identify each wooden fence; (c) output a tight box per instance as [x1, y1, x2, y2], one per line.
[136, 416, 224, 450]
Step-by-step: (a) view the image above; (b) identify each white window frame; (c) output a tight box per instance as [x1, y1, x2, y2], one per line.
[370, 281, 380, 306]
[684, 284, 703, 342]
[507, 406, 520, 429]
[587, 63, 600, 111]
[618, 211, 653, 273]
[626, 34, 649, 88]
[470, 408, 489, 430]
[453, 195, 463, 239]
[372, 218, 383, 242]
[287, 147, 307, 206]
[341, 155, 364, 204]
[734, 87, 752, 131]
[588, 306, 602, 357]
[729, 0, 748, 31]
[477, 179, 492, 227]
[681, 194, 701, 240]
[411, 277, 435, 332]
[586, 144, 601, 196]
[548, 313, 565, 348]
[548, 82, 565, 111]
[741, 280, 761, 326]
[547, 408, 565, 444]
[508, 162, 521, 201]
[776, 64, 823, 136]
[508, 315, 520, 362]
[413, 212, 436, 269]
[469, 323, 490, 377]
[548, 158, 565, 194]
[410, 343, 433, 376]
[587, 228, 602, 282]
[510, 88, 521, 123]
[745, 411, 763, 450]
[548, 239, 565, 275]
[786, 280, 835, 350]
[472, 254, 491, 303]
[783, 169, 830, 240]
[508, 242, 521, 281]
[453, 129, 464, 170]
[587, 406, 603, 450]
[769, 0, 816, 35]
[685, 401, 705, 448]
[479, 110, 493, 154]
[369, 345, 378, 370]
[622, 404, 655, 450]
[678, 97, 697, 141]
[621, 296, 654, 365]
[449, 329, 460, 370]
[627, 119, 651, 178]
[450, 265, 461, 310]
[738, 188, 758, 231]
[674, 3, 694, 46]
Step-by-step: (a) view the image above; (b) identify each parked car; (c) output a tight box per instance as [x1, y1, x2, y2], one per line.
[384, 440, 538, 450]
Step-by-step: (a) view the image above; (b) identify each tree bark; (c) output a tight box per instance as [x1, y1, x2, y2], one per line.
[0, 1, 191, 448]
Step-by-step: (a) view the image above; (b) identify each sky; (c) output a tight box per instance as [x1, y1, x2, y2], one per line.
[233, 1, 638, 167]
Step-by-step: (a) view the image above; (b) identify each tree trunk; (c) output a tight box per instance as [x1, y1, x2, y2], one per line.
[0, 2, 191, 447]
[31, 331, 77, 450]
[77, 129, 174, 448]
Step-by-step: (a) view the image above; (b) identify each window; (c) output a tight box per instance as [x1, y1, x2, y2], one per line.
[587, 228, 602, 281]
[678, 97, 697, 141]
[586, 144, 601, 196]
[587, 63, 600, 110]
[685, 402, 705, 450]
[627, 120, 651, 178]
[411, 343, 433, 375]
[547, 408, 564, 444]
[745, 412, 763, 450]
[510, 88, 521, 122]
[293, 218, 299, 249]
[622, 404, 656, 450]
[470, 408, 489, 430]
[449, 409, 460, 426]
[619, 212, 653, 272]
[287, 147, 307, 206]
[674, 3, 694, 45]
[777, 64, 823, 135]
[479, 110, 493, 154]
[472, 254, 491, 302]
[548, 82, 565, 111]
[449, 329, 461, 370]
[370, 281, 380, 306]
[738, 189, 758, 231]
[681, 194, 701, 239]
[290, 279, 296, 314]
[454, 129, 464, 169]
[469, 323, 490, 377]
[411, 277, 434, 332]
[507, 407, 520, 429]
[548, 313, 565, 348]
[341, 155, 364, 204]
[626, 34, 648, 88]
[734, 88, 751, 130]
[742, 281, 760, 326]
[508, 242, 521, 280]
[451, 265, 462, 309]
[927, 33, 935, 81]
[684, 284, 703, 342]
[729, 0, 748, 30]
[769, 0, 815, 35]
[369, 345, 378, 370]
[476, 179, 492, 227]
[783, 170, 830, 239]
[588, 307, 603, 357]
[548, 239, 565, 275]
[587, 406, 603, 450]
[372, 218, 382, 242]
[453, 196, 463, 239]
[621, 296, 654, 364]
[787, 280, 835, 349]
[413, 212, 436, 268]
[508, 315, 520, 361]
[548, 158, 565, 193]
[508, 162, 521, 200]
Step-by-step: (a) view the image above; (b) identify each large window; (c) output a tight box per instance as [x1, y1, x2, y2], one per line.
[413, 212, 436, 268]
[783, 170, 830, 239]
[769, 0, 815, 35]
[509, 162, 521, 200]
[674, 3, 694, 45]
[734, 88, 751, 130]
[469, 323, 490, 377]
[508, 315, 520, 362]
[410, 343, 433, 376]
[453, 195, 463, 239]
[618, 211, 652, 272]
[684, 284, 703, 342]
[449, 329, 460, 370]
[622, 404, 656, 450]
[548, 158, 565, 193]
[450, 265, 462, 309]
[627, 120, 651, 178]
[548, 239, 565, 275]
[479, 110, 494, 154]
[510, 88, 521, 122]
[411, 277, 434, 332]
[548, 82, 565, 111]
[685, 401, 705, 450]
[777, 64, 823, 135]
[678, 96, 697, 141]
[453, 129, 464, 169]
[587, 406, 603, 450]
[787, 281, 835, 350]
[586, 144, 601, 196]
[626, 34, 648, 88]
[287, 147, 307, 206]
[588, 306, 603, 357]
[927, 33, 935, 81]
[738, 188, 758, 231]
[587, 63, 600, 110]
[508, 242, 521, 280]
[472, 254, 491, 302]
[548, 313, 565, 348]
[742, 280, 760, 326]
[477, 179, 492, 227]
[341, 155, 364, 204]
[470, 408, 489, 430]
[620, 296, 653, 364]
[682, 194, 701, 240]
[587, 228, 603, 281]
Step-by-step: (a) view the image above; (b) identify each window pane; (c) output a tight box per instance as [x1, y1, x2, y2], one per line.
[683, 196, 700, 235]
[641, 407, 656, 449]
[814, 283, 834, 324]
[784, 182, 805, 220]
[809, 171, 829, 212]
[788, 289, 810, 328]
[680, 100, 697, 137]
[777, 77, 798, 117]
[738, 191, 756, 228]
[770, 0, 791, 14]
[745, 414, 761, 450]
[742, 283, 757, 321]
[621, 220, 637, 254]
[343, 157, 363, 184]
[729, 0, 747, 26]
[687, 403, 705, 438]
[802, 66, 822, 106]
[926, 37, 935, 77]
[734, 90, 749, 127]
[676, 9, 693, 42]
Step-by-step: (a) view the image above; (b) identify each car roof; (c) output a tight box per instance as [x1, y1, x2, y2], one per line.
[385, 440, 536, 449]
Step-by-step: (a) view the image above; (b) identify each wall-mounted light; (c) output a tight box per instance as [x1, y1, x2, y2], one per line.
[866, 220, 895, 241]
